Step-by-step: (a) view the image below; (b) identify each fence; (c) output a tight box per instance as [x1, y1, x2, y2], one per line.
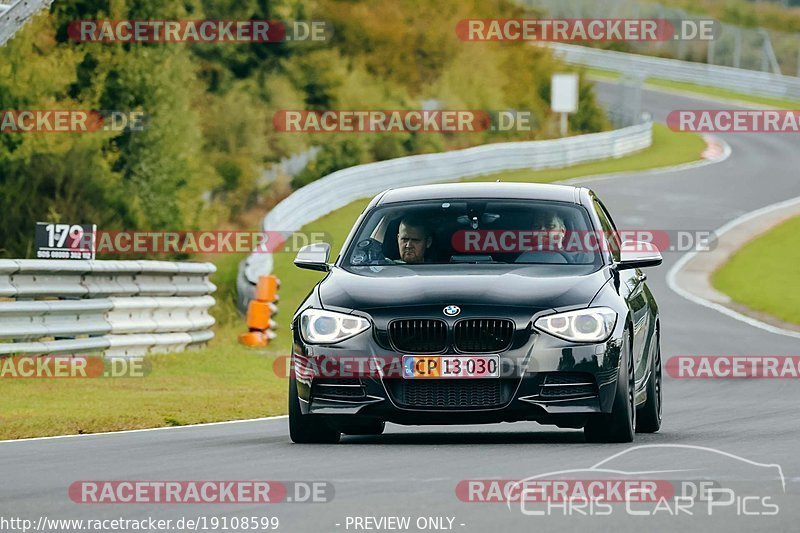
[550, 42, 800, 100]
[524, 0, 800, 76]
[0, 260, 216, 357]
[237, 118, 653, 310]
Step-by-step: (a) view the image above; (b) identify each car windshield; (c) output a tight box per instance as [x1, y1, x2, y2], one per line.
[342, 199, 605, 269]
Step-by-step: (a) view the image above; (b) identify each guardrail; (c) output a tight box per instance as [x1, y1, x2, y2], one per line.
[0, 0, 54, 47]
[0, 260, 216, 357]
[237, 118, 653, 310]
[550, 43, 800, 100]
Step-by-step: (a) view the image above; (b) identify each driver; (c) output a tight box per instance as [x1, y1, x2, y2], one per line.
[516, 211, 568, 263]
[396, 216, 432, 264]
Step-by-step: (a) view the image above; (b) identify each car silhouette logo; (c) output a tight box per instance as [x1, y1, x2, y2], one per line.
[443, 305, 461, 317]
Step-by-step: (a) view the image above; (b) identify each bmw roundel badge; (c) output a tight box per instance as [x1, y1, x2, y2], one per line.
[443, 305, 461, 317]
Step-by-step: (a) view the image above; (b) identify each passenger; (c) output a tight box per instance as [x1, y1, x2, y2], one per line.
[516, 212, 568, 263]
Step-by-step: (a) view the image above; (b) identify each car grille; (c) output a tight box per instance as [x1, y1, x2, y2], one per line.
[390, 379, 506, 409]
[539, 372, 597, 398]
[389, 319, 447, 353]
[454, 319, 514, 353]
[311, 378, 366, 400]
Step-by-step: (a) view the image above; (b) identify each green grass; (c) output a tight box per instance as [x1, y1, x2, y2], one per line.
[584, 67, 800, 110]
[0, 123, 705, 440]
[712, 216, 800, 325]
[0, 338, 287, 439]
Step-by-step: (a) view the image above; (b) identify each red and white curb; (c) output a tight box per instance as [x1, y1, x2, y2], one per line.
[701, 135, 728, 161]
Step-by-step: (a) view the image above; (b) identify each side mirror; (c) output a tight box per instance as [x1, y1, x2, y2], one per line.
[616, 240, 662, 270]
[294, 243, 332, 272]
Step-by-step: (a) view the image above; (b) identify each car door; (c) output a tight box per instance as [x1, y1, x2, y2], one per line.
[592, 197, 650, 385]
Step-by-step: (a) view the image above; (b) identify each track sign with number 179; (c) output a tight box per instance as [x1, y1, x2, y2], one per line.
[35, 222, 96, 260]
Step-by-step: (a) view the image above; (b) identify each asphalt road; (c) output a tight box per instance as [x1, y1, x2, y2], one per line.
[1, 83, 799, 533]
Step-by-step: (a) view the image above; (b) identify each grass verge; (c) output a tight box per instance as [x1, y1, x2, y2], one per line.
[584, 67, 800, 110]
[712, 215, 800, 325]
[0, 123, 705, 440]
[0, 343, 287, 440]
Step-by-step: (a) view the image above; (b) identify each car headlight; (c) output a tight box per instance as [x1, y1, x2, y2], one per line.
[534, 307, 617, 343]
[299, 309, 370, 344]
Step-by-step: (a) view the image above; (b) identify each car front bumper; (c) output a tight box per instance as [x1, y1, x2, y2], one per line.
[291, 325, 625, 428]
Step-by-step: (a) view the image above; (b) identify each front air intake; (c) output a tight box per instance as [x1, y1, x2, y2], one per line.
[388, 319, 447, 353]
[453, 319, 514, 353]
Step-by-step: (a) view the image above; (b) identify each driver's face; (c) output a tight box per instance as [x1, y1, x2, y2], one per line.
[397, 223, 430, 263]
[535, 214, 566, 249]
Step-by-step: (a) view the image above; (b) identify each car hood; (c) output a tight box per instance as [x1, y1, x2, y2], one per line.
[318, 264, 611, 313]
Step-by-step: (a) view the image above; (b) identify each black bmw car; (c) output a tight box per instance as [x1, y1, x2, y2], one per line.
[289, 182, 663, 443]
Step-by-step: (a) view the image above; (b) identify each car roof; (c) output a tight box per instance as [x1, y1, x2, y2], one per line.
[375, 182, 582, 205]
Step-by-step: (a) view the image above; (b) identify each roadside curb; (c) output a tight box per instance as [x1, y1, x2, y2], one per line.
[667, 196, 800, 339]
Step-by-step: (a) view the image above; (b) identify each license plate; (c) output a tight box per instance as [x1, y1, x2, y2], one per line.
[402, 355, 499, 379]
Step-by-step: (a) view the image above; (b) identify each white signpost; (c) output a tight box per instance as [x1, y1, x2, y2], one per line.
[551, 73, 579, 137]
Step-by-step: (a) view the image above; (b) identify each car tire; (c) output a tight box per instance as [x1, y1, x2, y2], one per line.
[584, 333, 635, 443]
[288, 378, 341, 444]
[636, 331, 662, 433]
[335, 419, 386, 436]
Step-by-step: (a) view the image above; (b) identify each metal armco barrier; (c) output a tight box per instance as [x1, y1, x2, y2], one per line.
[0, 260, 217, 357]
[550, 42, 800, 100]
[236, 119, 653, 310]
[239, 275, 279, 347]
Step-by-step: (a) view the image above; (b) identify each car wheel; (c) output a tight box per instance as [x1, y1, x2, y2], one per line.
[335, 419, 386, 436]
[585, 333, 635, 443]
[288, 378, 341, 444]
[636, 331, 662, 433]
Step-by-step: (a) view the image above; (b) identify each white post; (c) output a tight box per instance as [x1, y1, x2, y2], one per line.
[551, 73, 579, 138]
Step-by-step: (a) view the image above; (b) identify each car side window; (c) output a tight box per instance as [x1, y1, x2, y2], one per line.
[592, 198, 621, 262]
